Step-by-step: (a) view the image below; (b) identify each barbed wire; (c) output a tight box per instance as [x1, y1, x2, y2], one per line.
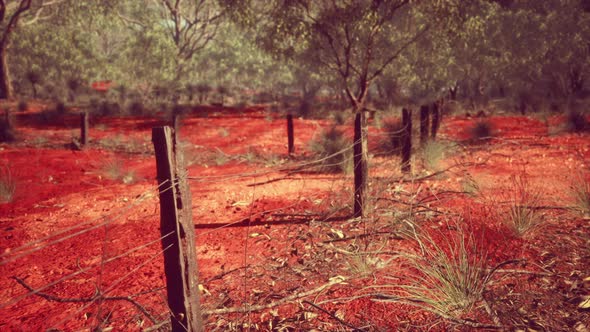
[1, 230, 174, 310]
[0, 181, 171, 266]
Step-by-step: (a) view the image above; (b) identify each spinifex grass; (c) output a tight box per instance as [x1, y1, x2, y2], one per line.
[309, 126, 353, 174]
[421, 140, 455, 172]
[100, 159, 137, 184]
[375, 221, 490, 320]
[501, 174, 544, 237]
[569, 173, 590, 218]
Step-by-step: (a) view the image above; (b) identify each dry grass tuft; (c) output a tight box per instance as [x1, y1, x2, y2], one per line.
[0, 165, 16, 203]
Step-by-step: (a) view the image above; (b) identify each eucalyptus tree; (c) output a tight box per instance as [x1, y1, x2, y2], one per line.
[0, 0, 66, 99]
[153, 0, 225, 82]
[246, 0, 453, 218]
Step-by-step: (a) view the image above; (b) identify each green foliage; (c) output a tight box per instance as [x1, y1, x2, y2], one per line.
[309, 127, 353, 174]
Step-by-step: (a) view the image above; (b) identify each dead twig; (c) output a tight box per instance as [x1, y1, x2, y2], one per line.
[303, 300, 366, 331]
[203, 277, 347, 315]
[13, 277, 157, 324]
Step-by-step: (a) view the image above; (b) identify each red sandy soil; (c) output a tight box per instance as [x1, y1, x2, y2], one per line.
[1, 103, 589, 331]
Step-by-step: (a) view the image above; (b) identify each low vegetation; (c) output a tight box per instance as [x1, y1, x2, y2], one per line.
[0, 164, 16, 203]
[309, 126, 353, 174]
[499, 175, 545, 237]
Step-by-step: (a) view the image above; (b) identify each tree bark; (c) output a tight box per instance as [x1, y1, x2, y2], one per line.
[0, 47, 13, 99]
[353, 109, 369, 219]
[401, 108, 412, 173]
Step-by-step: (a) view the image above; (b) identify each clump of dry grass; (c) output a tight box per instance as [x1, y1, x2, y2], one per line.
[0, 165, 16, 203]
[499, 174, 545, 237]
[309, 126, 353, 174]
[569, 173, 590, 218]
[374, 221, 492, 320]
[99, 159, 137, 184]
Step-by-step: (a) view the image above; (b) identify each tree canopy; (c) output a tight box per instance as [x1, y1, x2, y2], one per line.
[0, 0, 587, 103]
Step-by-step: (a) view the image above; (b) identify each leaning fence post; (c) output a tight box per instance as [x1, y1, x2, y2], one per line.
[401, 108, 412, 173]
[80, 112, 89, 146]
[152, 126, 203, 332]
[287, 113, 294, 155]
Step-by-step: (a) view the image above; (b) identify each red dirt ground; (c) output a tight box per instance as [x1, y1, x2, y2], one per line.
[1, 103, 589, 331]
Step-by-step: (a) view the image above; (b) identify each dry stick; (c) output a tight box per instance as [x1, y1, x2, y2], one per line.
[13, 277, 158, 324]
[370, 294, 503, 330]
[204, 278, 347, 315]
[404, 160, 489, 183]
[302, 300, 366, 331]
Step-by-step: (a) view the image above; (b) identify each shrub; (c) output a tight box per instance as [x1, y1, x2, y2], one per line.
[95, 100, 121, 117]
[26, 70, 42, 97]
[66, 77, 82, 102]
[196, 84, 212, 104]
[421, 140, 453, 171]
[379, 119, 404, 155]
[329, 111, 346, 125]
[54, 101, 67, 114]
[309, 126, 353, 174]
[0, 164, 16, 203]
[469, 120, 493, 140]
[564, 110, 588, 133]
[17, 100, 28, 112]
[129, 100, 147, 116]
[0, 112, 16, 142]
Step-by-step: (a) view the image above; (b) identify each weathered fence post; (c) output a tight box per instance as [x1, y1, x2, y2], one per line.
[353, 110, 369, 219]
[431, 102, 440, 140]
[419, 104, 430, 145]
[401, 108, 412, 173]
[80, 112, 89, 146]
[152, 126, 203, 332]
[172, 106, 181, 139]
[287, 113, 294, 155]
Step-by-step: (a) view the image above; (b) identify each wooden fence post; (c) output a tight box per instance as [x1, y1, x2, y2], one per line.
[152, 126, 203, 332]
[287, 114, 294, 155]
[80, 112, 89, 146]
[419, 104, 430, 146]
[401, 108, 412, 173]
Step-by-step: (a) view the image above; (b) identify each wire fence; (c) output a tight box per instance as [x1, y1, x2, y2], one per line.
[0, 108, 454, 331]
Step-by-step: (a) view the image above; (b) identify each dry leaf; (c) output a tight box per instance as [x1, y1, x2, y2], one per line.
[578, 296, 590, 309]
[198, 284, 211, 295]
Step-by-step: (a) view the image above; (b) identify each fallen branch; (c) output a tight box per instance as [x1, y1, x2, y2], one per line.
[371, 293, 503, 329]
[203, 277, 347, 315]
[303, 300, 366, 331]
[13, 277, 157, 324]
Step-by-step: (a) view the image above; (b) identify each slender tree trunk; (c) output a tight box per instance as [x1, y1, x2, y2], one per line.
[0, 47, 13, 100]
[401, 108, 412, 173]
[353, 109, 369, 219]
